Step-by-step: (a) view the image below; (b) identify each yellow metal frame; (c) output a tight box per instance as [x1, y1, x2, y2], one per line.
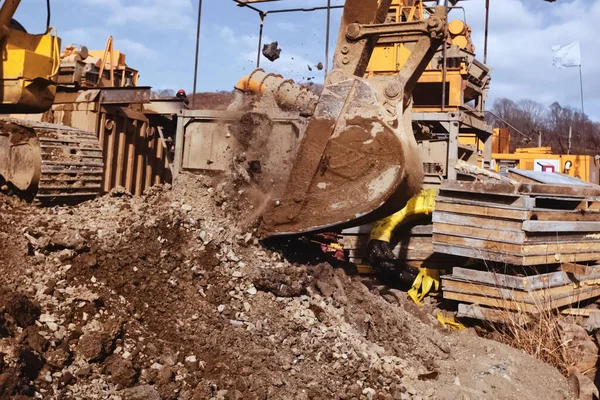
[1, 26, 61, 112]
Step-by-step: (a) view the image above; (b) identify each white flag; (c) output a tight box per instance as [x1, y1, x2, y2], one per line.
[552, 42, 581, 68]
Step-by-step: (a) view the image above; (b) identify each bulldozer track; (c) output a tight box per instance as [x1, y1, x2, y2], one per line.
[36, 127, 104, 204]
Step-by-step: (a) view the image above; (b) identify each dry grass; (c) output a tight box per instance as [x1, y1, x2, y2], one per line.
[486, 305, 573, 374]
[472, 263, 578, 375]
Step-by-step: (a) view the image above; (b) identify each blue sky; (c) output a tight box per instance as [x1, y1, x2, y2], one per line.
[13, 0, 600, 118]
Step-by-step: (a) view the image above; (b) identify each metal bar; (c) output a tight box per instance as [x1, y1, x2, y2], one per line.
[145, 129, 156, 191]
[192, 0, 204, 108]
[103, 120, 116, 192]
[486, 110, 533, 142]
[115, 127, 127, 187]
[154, 134, 164, 185]
[135, 122, 146, 196]
[579, 64, 585, 115]
[484, 0, 489, 64]
[99, 113, 107, 147]
[125, 122, 136, 192]
[157, 126, 174, 172]
[257, 13, 265, 68]
[324, 0, 331, 79]
[233, 0, 264, 14]
[441, 0, 448, 111]
[447, 120, 459, 180]
[266, 5, 344, 14]
[173, 115, 186, 179]
[0, 0, 21, 29]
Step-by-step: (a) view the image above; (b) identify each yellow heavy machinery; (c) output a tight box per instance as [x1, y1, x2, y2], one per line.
[0, 0, 104, 203]
[175, 0, 450, 236]
[348, 0, 494, 280]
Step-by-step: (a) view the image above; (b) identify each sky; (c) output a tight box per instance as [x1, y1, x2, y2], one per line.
[12, 0, 600, 119]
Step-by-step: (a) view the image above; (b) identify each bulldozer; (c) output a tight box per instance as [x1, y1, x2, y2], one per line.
[0, 0, 185, 203]
[0, 0, 105, 203]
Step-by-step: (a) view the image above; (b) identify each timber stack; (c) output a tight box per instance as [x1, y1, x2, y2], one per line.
[434, 169, 600, 321]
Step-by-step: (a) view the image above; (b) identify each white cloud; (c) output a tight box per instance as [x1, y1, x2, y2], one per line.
[275, 22, 298, 33]
[219, 26, 236, 45]
[461, 0, 600, 118]
[118, 39, 158, 59]
[79, 0, 195, 31]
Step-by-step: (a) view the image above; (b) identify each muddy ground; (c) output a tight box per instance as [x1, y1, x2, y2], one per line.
[0, 174, 572, 399]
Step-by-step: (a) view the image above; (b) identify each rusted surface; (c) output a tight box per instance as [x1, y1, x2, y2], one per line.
[0, 118, 104, 204]
[261, 77, 423, 235]
[331, 0, 393, 77]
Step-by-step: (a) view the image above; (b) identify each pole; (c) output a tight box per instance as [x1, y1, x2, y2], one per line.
[256, 13, 265, 68]
[324, 0, 331, 80]
[579, 64, 585, 115]
[538, 131, 542, 148]
[192, 0, 203, 109]
[568, 126, 572, 154]
[441, 0, 448, 111]
[484, 0, 490, 64]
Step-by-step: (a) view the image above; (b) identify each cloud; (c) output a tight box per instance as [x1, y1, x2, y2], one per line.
[219, 26, 236, 45]
[78, 0, 195, 31]
[275, 22, 298, 33]
[118, 39, 158, 59]
[461, 0, 600, 118]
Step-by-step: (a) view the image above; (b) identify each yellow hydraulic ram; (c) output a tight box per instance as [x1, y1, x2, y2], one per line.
[370, 188, 437, 243]
[369, 189, 440, 303]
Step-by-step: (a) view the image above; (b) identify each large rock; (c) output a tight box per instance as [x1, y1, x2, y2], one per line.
[76, 331, 110, 362]
[568, 367, 599, 400]
[560, 322, 599, 373]
[104, 354, 137, 388]
[119, 384, 161, 400]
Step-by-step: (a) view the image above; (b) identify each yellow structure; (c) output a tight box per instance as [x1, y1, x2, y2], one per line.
[0, 1, 61, 113]
[493, 148, 600, 185]
[366, 0, 488, 112]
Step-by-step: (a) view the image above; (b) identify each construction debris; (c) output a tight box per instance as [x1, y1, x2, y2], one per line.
[0, 175, 572, 399]
[262, 41, 281, 62]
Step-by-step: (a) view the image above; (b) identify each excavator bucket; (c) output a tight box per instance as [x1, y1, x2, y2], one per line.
[261, 77, 423, 235]
[261, 2, 447, 236]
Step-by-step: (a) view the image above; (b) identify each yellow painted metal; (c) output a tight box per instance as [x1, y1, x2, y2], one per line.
[366, 2, 472, 112]
[0, 27, 61, 113]
[448, 19, 466, 35]
[408, 268, 440, 304]
[493, 150, 600, 184]
[452, 35, 468, 49]
[87, 37, 140, 87]
[370, 189, 437, 243]
[436, 312, 466, 330]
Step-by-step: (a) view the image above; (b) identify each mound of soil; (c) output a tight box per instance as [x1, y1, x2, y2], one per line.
[0, 174, 572, 399]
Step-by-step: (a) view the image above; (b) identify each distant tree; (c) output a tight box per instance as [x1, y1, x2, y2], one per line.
[491, 97, 600, 155]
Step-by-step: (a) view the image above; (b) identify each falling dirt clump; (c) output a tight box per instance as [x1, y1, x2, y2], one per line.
[262, 41, 282, 61]
[0, 179, 573, 399]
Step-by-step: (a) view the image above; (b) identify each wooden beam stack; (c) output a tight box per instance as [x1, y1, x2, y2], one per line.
[434, 178, 600, 318]
[433, 180, 600, 266]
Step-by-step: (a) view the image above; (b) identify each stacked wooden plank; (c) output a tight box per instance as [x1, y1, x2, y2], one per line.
[435, 173, 600, 318]
[444, 265, 600, 316]
[433, 180, 600, 266]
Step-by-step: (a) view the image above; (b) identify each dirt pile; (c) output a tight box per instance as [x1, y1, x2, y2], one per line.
[0, 175, 572, 399]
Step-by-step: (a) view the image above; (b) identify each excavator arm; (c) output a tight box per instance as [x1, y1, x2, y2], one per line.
[261, 0, 447, 236]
